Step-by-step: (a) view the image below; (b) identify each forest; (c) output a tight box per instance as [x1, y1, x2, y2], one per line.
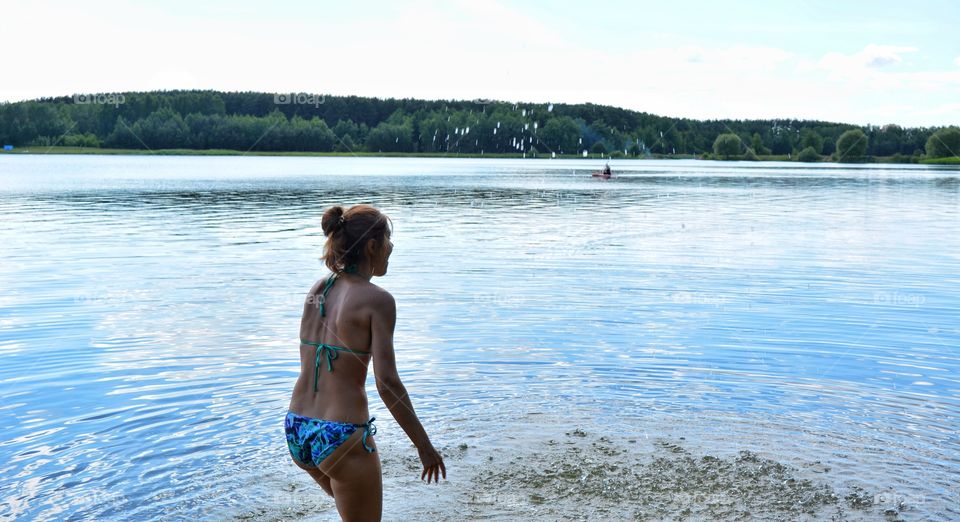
[1, 90, 957, 162]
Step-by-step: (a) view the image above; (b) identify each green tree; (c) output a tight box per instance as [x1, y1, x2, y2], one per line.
[167, 91, 226, 116]
[835, 129, 868, 162]
[272, 115, 335, 152]
[768, 130, 794, 155]
[539, 116, 580, 154]
[587, 118, 629, 154]
[0, 102, 72, 145]
[240, 110, 288, 151]
[590, 141, 607, 155]
[925, 127, 960, 158]
[797, 146, 820, 162]
[119, 108, 190, 149]
[104, 116, 138, 149]
[63, 132, 101, 148]
[333, 119, 360, 141]
[713, 133, 742, 159]
[365, 122, 413, 152]
[874, 124, 905, 156]
[800, 129, 824, 154]
[336, 134, 356, 152]
[750, 133, 771, 155]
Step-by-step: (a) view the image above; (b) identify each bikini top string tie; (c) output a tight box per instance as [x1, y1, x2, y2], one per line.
[318, 264, 359, 317]
[318, 276, 336, 317]
[312, 344, 339, 392]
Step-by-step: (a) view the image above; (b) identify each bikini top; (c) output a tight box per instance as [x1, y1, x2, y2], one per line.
[302, 266, 371, 392]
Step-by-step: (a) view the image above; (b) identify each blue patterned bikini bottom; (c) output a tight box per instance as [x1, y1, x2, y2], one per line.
[285, 411, 377, 468]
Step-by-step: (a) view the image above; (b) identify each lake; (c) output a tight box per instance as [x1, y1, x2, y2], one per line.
[1, 155, 958, 520]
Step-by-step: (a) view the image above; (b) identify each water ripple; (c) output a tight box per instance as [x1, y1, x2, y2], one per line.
[0, 156, 958, 520]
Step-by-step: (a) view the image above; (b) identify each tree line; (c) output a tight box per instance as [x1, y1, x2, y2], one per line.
[0, 90, 957, 160]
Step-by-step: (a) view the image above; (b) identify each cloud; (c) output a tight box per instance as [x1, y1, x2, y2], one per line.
[861, 44, 917, 67]
[805, 44, 960, 94]
[818, 44, 917, 73]
[955, 56, 960, 67]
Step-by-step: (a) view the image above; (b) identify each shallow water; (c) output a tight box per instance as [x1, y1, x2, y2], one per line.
[0, 156, 958, 521]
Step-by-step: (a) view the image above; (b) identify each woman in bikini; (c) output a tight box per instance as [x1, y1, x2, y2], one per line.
[285, 204, 445, 521]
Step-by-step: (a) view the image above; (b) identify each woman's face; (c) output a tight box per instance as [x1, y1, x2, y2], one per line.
[379, 236, 393, 275]
[369, 234, 393, 276]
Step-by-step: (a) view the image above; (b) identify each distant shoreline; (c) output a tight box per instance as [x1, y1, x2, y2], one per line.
[2, 146, 957, 164]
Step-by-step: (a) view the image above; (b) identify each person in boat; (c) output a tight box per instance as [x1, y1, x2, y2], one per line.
[286, 204, 445, 520]
[602, 163, 611, 176]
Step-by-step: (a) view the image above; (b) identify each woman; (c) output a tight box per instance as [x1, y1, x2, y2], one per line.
[285, 204, 445, 521]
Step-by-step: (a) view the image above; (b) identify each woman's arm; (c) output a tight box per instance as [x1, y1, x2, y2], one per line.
[369, 290, 446, 483]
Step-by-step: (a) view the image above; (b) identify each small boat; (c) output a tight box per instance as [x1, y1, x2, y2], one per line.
[592, 164, 613, 178]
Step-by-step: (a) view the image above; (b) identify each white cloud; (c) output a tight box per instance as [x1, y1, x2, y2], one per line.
[798, 45, 960, 100]
[817, 44, 917, 75]
[955, 56, 960, 67]
[861, 44, 917, 67]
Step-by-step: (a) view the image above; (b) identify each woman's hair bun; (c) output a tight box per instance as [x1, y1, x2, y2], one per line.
[321, 206, 346, 237]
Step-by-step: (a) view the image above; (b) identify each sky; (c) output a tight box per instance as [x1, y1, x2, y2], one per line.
[2, 0, 959, 127]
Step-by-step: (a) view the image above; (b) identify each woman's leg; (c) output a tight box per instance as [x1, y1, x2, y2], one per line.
[319, 428, 382, 522]
[291, 458, 334, 497]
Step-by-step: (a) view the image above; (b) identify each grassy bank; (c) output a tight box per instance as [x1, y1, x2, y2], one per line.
[921, 157, 960, 165]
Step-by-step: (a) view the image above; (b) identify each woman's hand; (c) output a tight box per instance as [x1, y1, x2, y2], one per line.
[417, 444, 446, 484]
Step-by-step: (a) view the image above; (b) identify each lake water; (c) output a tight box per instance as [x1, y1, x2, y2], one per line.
[0, 155, 958, 521]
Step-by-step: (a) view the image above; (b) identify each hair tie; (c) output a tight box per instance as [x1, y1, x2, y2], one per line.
[336, 215, 346, 231]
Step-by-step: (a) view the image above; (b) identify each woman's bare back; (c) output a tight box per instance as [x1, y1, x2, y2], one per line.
[288, 273, 391, 422]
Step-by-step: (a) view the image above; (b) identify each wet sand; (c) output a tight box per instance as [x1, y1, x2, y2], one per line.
[232, 427, 910, 521]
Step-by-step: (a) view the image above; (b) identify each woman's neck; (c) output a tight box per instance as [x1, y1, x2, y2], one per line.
[340, 263, 373, 281]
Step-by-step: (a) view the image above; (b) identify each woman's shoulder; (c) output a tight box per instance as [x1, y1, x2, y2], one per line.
[309, 274, 393, 304]
[356, 280, 393, 305]
[343, 280, 394, 316]
[306, 275, 332, 295]
[368, 284, 395, 307]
